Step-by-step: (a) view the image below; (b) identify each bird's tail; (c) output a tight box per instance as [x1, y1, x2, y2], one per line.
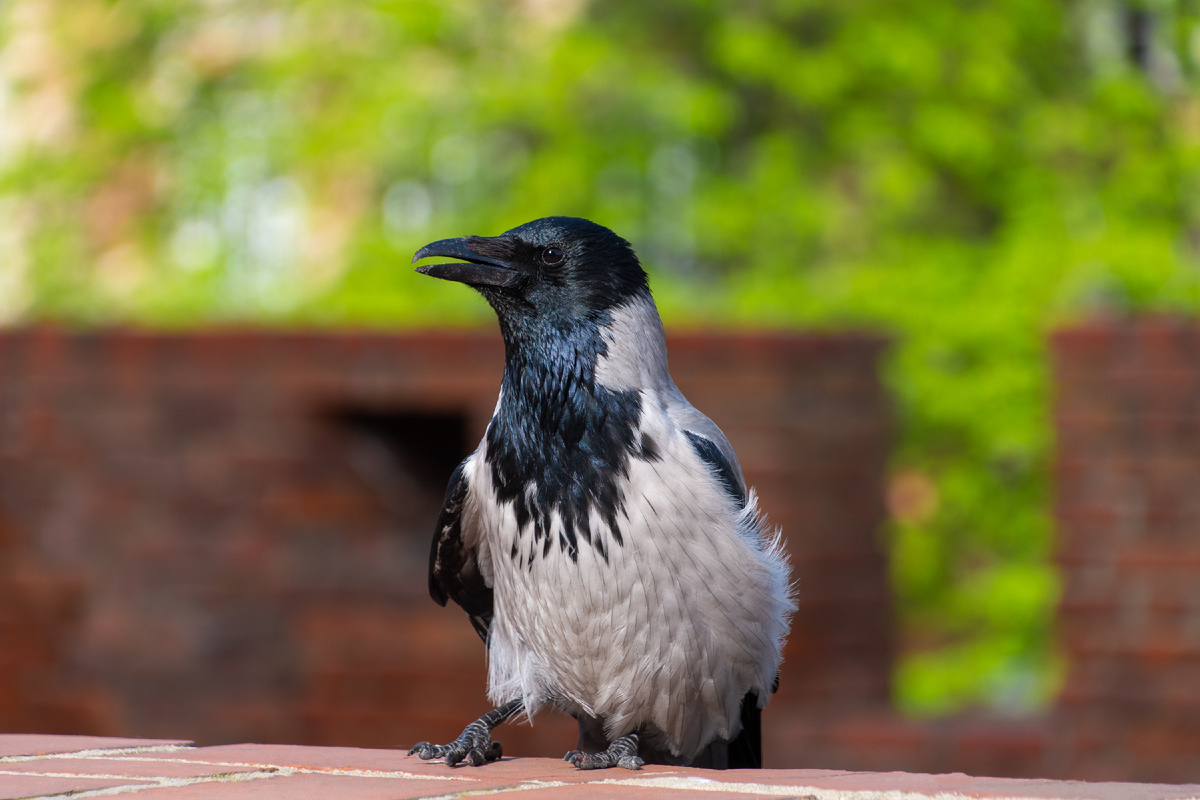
[725, 690, 762, 769]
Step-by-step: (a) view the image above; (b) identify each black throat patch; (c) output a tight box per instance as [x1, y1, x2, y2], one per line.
[484, 319, 660, 566]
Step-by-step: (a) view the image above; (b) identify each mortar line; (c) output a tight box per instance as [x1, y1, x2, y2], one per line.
[0, 744, 193, 764]
[10, 768, 282, 800]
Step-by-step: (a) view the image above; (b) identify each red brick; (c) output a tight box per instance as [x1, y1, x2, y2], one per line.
[1058, 563, 1119, 609]
[1133, 316, 1196, 361]
[0, 734, 191, 756]
[134, 742, 542, 780]
[952, 721, 1053, 779]
[1115, 542, 1200, 569]
[133, 774, 473, 800]
[0, 774, 153, 797]
[0, 757, 254, 779]
[1052, 324, 1117, 360]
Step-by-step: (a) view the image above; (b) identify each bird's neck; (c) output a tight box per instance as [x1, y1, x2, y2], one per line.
[590, 292, 670, 394]
[496, 319, 605, 436]
[493, 290, 670, 425]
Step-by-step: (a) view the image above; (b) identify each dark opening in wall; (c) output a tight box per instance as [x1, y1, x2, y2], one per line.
[327, 408, 470, 500]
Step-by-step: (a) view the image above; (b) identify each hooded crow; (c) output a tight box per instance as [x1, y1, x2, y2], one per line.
[407, 217, 794, 770]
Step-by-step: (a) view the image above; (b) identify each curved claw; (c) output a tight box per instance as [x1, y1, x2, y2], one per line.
[563, 733, 643, 771]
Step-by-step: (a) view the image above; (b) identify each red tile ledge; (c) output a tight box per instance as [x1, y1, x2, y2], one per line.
[0, 734, 193, 758]
[2, 736, 1198, 800]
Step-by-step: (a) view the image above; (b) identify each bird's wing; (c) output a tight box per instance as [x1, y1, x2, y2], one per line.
[663, 385, 749, 508]
[666, 389, 779, 761]
[428, 457, 493, 642]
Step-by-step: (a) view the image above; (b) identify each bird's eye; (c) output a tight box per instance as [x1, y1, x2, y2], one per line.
[542, 246, 564, 265]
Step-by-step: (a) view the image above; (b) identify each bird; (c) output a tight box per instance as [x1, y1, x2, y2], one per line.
[406, 217, 794, 771]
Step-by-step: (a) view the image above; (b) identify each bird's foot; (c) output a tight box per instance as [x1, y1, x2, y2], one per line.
[564, 733, 643, 770]
[408, 700, 522, 767]
[408, 737, 501, 767]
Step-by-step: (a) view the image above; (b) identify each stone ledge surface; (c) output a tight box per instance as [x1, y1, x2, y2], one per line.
[1, 735, 1197, 800]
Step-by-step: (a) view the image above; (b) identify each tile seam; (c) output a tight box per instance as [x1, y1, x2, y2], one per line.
[8, 767, 282, 800]
[410, 779, 571, 799]
[63, 756, 473, 782]
[0, 745, 194, 764]
[596, 776, 1062, 800]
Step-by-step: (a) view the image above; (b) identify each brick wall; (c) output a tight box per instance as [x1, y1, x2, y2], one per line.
[7, 321, 1194, 783]
[0, 513, 108, 734]
[0, 328, 892, 762]
[766, 318, 1200, 784]
[1052, 318, 1200, 783]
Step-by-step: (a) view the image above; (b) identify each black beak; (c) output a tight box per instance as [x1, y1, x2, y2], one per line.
[412, 237, 521, 288]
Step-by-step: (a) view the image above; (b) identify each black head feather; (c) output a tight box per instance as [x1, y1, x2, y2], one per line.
[415, 217, 650, 331]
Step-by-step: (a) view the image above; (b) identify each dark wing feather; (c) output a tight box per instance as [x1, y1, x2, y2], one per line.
[428, 458, 493, 642]
[682, 430, 747, 510]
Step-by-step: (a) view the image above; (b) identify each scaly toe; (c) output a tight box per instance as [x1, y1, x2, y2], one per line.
[564, 733, 642, 771]
[566, 750, 617, 770]
[443, 745, 471, 767]
[407, 742, 444, 760]
[618, 755, 644, 770]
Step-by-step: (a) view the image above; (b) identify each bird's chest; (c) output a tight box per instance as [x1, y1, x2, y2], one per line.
[479, 442, 628, 574]
[480, 381, 649, 570]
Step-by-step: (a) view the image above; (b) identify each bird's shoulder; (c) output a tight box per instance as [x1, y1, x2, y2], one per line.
[660, 386, 749, 509]
[592, 293, 747, 509]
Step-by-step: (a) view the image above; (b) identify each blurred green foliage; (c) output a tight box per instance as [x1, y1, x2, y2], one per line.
[3, 0, 1200, 715]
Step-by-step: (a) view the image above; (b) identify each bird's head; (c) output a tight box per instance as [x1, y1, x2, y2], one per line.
[412, 217, 650, 331]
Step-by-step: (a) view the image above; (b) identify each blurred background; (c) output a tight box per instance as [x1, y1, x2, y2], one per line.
[2, 0, 1200, 783]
